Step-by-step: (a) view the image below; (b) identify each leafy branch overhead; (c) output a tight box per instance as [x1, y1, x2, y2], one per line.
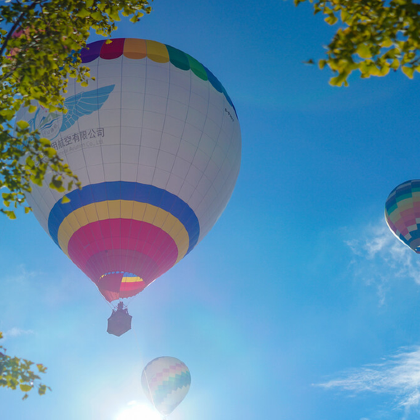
[0, 0, 152, 218]
[295, 0, 420, 85]
[0, 332, 50, 399]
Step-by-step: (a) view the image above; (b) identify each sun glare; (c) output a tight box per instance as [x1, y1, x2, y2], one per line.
[116, 402, 161, 420]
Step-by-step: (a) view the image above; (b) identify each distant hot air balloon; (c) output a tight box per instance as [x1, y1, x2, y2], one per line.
[17, 38, 241, 334]
[385, 180, 420, 253]
[142, 356, 191, 417]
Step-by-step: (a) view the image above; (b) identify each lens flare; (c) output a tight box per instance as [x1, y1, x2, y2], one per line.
[116, 402, 160, 420]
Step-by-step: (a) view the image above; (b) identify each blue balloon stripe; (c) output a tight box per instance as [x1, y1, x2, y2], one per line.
[386, 202, 398, 214]
[409, 228, 420, 240]
[153, 371, 192, 406]
[48, 181, 200, 254]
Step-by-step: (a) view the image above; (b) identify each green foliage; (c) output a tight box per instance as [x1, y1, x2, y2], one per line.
[0, 332, 50, 399]
[295, 0, 420, 85]
[0, 0, 152, 217]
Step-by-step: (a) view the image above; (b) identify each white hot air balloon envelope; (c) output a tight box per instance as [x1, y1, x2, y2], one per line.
[17, 38, 241, 309]
[142, 356, 191, 417]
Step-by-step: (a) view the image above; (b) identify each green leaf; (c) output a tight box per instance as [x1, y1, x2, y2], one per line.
[76, 8, 90, 18]
[329, 70, 350, 86]
[19, 384, 32, 392]
[402, 66, 415, 78]
[378, 65, 390, 77]
[340, 9, 349, 23]
[4, 210, 16, 220]
[44, 147, 57, 158]
[356, 44, 372, 59]
[49, 177, 65, 192]
[91, 11, 103, 21]
[16, 120, 30, 130]
[38, 385, 47, 395]
[25, 156, 35, 168]
[381, 38, 393, 48]
[325, 14, 338, 25]
[37, 364, 47, 373]
[319, 59, 327, 69]
[39, 138, 51, 147]
[391, 58, 400, 70]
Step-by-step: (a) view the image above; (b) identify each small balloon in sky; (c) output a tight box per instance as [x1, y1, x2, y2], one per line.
[141, 356, 191, 417]
[17, 38, 241, 333]
[385, 180, 420, 253]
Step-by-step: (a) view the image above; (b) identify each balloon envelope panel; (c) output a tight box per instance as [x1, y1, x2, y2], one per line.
[17, 38, 241, 301]
[385, 180, 420, 253]
[141, 356, 191, 416]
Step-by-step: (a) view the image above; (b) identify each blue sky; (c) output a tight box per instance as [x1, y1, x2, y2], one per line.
[2, 0, 420, 419]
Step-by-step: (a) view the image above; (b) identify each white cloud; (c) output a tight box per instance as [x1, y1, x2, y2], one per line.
[329, 221, 420, 418]
[4, 264, 39, 285]
[2, 327, 34, 341]
[345, 220, 420, 305]
[318, 346, 420, 417]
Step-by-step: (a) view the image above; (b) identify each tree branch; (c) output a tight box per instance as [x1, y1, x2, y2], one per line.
[0, 1, 38, 57]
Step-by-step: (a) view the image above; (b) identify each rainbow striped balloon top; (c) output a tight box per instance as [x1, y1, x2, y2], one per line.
[80, 38, 237, 116]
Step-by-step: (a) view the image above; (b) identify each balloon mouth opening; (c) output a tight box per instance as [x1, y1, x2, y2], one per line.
[97, 271, 145, 302]
[99, 271, 143, 281]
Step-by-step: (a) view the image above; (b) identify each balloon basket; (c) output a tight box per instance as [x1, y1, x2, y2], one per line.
[107, 303, 132, 337]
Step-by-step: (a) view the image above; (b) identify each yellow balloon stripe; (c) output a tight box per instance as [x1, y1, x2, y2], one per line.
[389, 195, 420, 224]
[57, 200, 189, 264]
[99, 272, 143, 282]
[146, 40, 169, 63]
[122, 275, 143, 283]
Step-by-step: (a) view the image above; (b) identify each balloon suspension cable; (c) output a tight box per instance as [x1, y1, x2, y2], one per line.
[88, 278, 114, 309]
[99, 292, 114, 309]
[125, 295, 136, 308]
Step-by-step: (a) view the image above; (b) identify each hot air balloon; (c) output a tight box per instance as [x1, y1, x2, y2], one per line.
[385, 180, 420, 253]
[16, 38, 241, 334]
[142, 356, 191, 417]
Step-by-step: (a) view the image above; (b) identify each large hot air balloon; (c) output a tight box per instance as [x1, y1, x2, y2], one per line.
[142, 356, 191, 417]
[385, 180, 420, 253]
[17, 38, 241, 332]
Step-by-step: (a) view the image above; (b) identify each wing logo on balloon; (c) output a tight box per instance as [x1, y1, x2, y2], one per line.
[29, 84, 115, 139]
